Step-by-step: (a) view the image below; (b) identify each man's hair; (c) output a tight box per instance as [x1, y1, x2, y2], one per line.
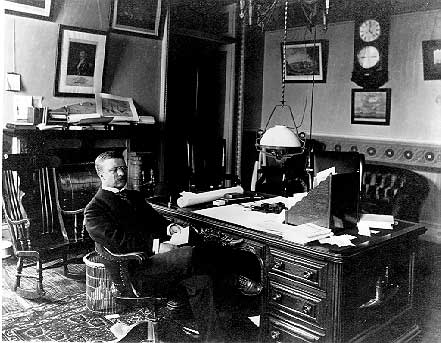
[95, 151, 124, 175]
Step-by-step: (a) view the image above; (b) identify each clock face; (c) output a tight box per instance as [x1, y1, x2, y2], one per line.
[357, 46, 380, 69]
[359, 19, 381, 42]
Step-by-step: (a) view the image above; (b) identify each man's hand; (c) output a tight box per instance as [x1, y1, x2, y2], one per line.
[158, 242, 178, 253]
[169, 224, 182, 236]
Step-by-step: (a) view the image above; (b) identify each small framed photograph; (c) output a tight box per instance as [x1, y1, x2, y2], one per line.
[283, 40, 328, 83]
[4, 0, 52, 19]
[111, 0, 162, 37]
[422, 40, 441, 80]
[351, 89, 391, 125]
[96, 93, 139, 122]
[54, 25, 107, 97]
[6, 72, 21, 92]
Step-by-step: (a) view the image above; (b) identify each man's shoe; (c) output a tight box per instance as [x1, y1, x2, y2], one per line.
[236, 275, 263, 296]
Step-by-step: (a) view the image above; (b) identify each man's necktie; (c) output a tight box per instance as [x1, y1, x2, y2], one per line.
[116, 189, 129, 202]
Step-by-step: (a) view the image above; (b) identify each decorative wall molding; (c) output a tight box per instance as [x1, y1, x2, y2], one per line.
[314, 135, 441, 171]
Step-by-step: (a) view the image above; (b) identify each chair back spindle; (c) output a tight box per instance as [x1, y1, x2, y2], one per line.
[2, 153, 95, 298]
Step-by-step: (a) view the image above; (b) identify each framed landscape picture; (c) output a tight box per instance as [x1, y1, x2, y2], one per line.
[54, 25, 107, 97]
[283, 40, 328, 83]
[351, 88, 391, 125]
[111, 0, 162, 37]
[96, 93, 139, 122]
[4, 0, 52, 19]
[422, 40, 441, 80]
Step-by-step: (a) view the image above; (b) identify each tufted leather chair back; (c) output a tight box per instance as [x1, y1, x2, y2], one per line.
[361, 164, 429, 222]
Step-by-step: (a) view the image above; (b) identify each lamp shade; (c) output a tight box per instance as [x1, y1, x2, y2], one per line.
[259, 125, 302, 148]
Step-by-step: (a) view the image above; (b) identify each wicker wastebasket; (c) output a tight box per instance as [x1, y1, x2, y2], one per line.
[83, 251, 123, 314]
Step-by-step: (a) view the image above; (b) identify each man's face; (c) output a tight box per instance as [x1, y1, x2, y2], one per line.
[99, 158, 127, 190]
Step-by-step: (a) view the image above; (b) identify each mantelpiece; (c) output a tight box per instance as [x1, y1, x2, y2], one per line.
[3, 126, 160, 193]
[3, 126, 158, 163]
[314, 135, 441, 171]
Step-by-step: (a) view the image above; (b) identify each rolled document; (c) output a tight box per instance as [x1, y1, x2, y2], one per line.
[177, 186, 244, 208]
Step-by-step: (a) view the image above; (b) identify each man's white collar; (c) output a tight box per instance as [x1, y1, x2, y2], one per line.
[103, 186, 126, 193]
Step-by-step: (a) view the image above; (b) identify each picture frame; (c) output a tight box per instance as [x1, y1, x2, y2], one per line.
[111, 0, 162, 37]
[96, 93, 139, 122]
[351, 88, 391, 125]
[54, 25, 107, 97]
[422, 40, 441, 80]
[4, 0, 52, 19]
[283, 40, 328, 83]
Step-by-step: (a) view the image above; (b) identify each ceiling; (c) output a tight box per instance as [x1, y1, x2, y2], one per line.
[170, 0, 441, 31]
[262, 0, 441, 30]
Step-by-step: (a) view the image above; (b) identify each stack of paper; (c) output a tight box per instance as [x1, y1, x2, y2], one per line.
[357, 214, 395, 236]
[282, 223, 333, 245]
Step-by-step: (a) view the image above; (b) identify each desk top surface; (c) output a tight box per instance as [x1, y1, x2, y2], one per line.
[149, 195, 426, 261]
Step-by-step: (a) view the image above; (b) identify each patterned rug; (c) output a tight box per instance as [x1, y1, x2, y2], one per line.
[2, 291, 159, 342]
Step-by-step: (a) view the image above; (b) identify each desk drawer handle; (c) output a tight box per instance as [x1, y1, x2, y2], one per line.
[303, 270, 315, 280]
[274, 261, 285, 271]
[272, 292, 282, 302]
[270, 330, 281, 341]
[302, 304, 312, 315]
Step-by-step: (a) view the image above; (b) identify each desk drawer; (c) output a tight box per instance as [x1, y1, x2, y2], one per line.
[270, 249, 327, 290]
[269, 281, 325, 329]
[268, 316, 324, 343]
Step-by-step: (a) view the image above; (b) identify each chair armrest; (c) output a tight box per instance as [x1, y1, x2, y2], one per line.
[95, 243, 145, 263]
[104, 250, 145, 263]
[59, 207, 84, 216]
[4, 216, 30, 228]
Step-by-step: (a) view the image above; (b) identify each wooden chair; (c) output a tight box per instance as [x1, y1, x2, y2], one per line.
[94, 243, 192, 343]
[2, 154, 93, 299]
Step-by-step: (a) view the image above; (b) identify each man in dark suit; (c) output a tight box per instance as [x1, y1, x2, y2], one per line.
[85, 151, 224, 342]
[85, 151, 261, 342]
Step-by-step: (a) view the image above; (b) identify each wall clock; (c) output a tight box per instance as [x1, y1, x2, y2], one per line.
[351, 12, 390, 89]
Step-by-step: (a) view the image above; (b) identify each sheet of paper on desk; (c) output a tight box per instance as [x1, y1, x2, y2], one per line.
[195, 204, 286, 235]
[313, 167, 335, 188]
[358, 214, 394, 229]
[319, 234, 356, 247]
[168, 226, 190, 245]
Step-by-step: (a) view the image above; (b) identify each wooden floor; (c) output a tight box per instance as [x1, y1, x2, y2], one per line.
[2, 238, 441, 342]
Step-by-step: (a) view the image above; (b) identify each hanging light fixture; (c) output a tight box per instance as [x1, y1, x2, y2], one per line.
[256, 0, 305, 160]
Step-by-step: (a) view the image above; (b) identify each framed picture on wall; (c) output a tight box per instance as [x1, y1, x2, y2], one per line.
[4, 0, 52, 19]
[283, 40, 328, 83]
[54, 25, 107, 97]
[96, 93, 139, 122]
[351, 88, 391, 125]
[422, 40, 441, 80]
[111, 0, 162, 37]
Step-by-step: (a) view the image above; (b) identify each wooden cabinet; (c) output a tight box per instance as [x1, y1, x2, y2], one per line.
[149, 199, 426, 343]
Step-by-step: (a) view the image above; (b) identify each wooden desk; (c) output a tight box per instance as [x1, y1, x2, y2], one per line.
[149, 198, 426, 343]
